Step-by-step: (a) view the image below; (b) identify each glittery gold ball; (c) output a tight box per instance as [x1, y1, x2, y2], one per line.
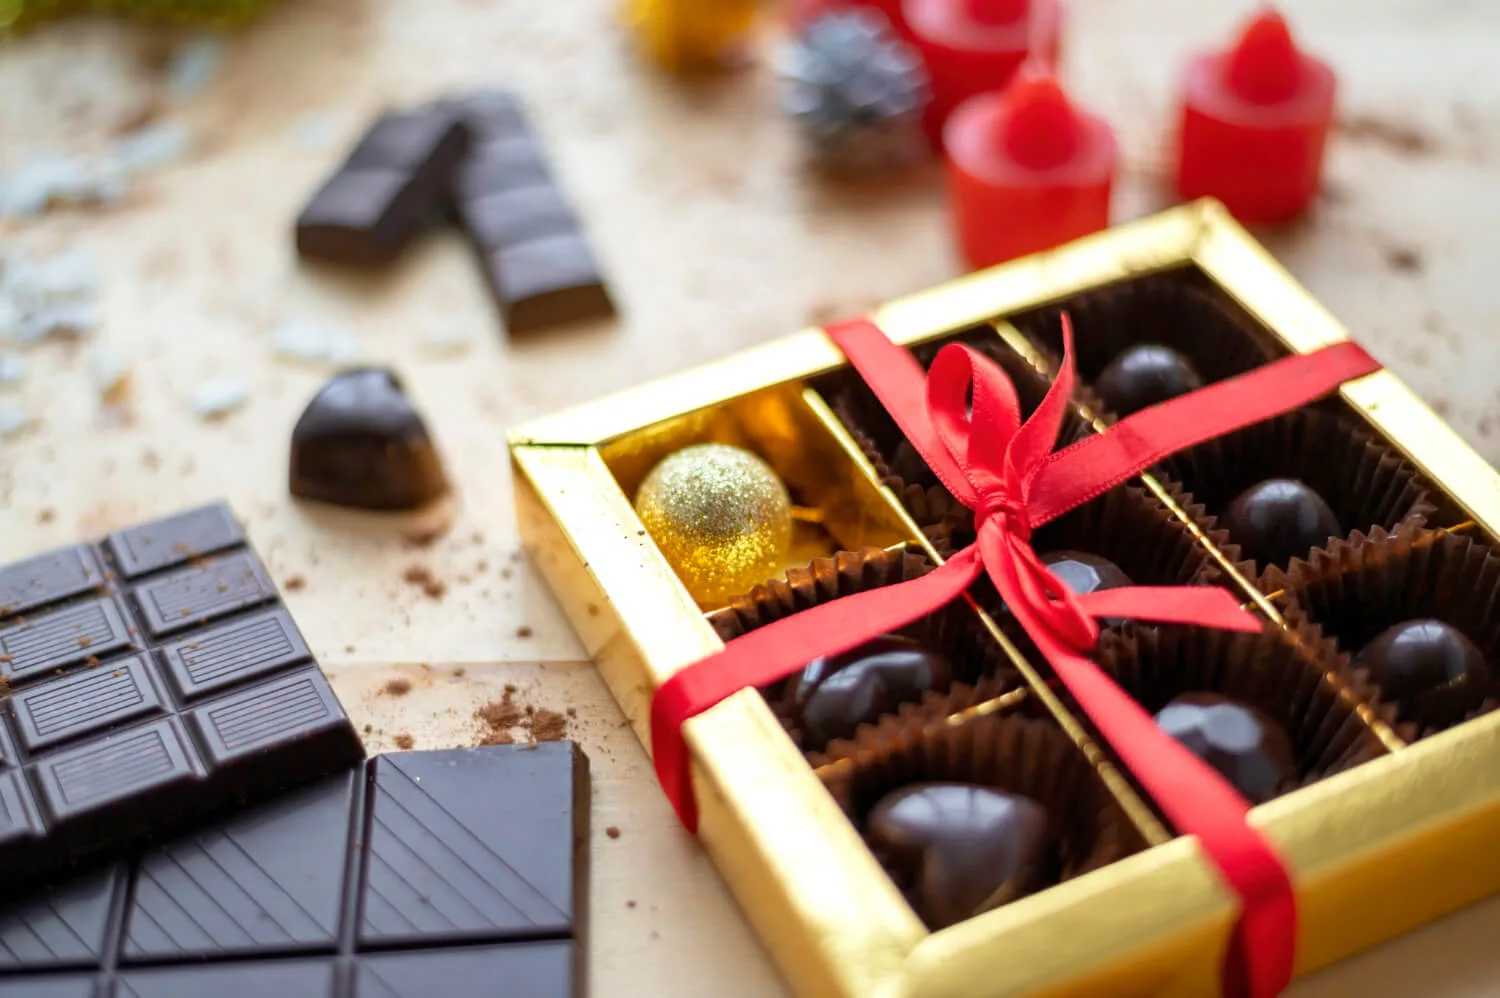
[635, 443, 792, 606]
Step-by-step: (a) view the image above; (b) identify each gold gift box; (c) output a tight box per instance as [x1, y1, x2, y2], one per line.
[510, 200, 1500, 998]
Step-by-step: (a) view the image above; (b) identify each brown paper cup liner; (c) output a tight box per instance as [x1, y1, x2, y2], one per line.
[1262, 525, 1500, 739]
[818, 707, 1143, 929]
[1154, 408, 1435, 576]
[709, 547, 1025, 755]
[1090, 619, 1388, 803]
[1007, 274, 1282, 421]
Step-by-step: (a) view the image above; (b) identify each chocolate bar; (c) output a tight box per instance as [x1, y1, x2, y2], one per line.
[296, 108, 470, 266]
[0, 743, 589, 998]
[0, 502, 362, 889]
[447, 92, 616, 334]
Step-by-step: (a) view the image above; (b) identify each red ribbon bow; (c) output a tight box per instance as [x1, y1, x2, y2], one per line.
[651, 315, 1381, 997]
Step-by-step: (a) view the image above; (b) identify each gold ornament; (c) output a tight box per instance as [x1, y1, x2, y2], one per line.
[635, 443, 792, 606]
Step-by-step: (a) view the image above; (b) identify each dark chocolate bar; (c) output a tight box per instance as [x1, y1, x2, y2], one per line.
[296, 108, 470, 266]
[0, 503, 363, 889]
[447, 92, 616, 334]
[0, 743, 589, 998]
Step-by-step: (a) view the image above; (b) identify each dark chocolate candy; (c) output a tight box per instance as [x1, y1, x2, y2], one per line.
[0, 503, 362, 890]
[289, 367, 448, 511]
[792, 635, 952, 746]
[0, 743, 589, 997]
[296, 108, 469, 266]
[448, 91, 616, 334]
[1223, 478, 1341, 568]
[1040, 550, 1131, 597]
[1153, 693, 1296, 804]
[866, 782, 1048, 929]
[1354, 619, 1491, 728]
[1093, 344, 1205, 417]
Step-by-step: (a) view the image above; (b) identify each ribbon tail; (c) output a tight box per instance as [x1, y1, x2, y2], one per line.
[652, 548, 985, 833]
[1033, 637, 1297, 998]
[1026, 341, 1381, 525]
[1076, 587, 1263, 633]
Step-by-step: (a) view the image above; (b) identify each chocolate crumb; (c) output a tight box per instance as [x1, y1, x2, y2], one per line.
[422, 579, 447, 599]
[453, 667, 467, 678]
[403, 565, 433, 585]
[345, 644, 356, 653]
[565, 707, 577, 718]
[479, 730, 515, 745]
[524, 704, 536, 716]
[383, 678, 413, 697]
[626, 900, 637, 909]
[1339, 115, 1434, 156]
[85, 655, 101, 668]
[585, 603, 599, 617]
[516, 626, 533, 639]
[477, 693, 524, 732]
[394, 733, 415, 750]
[283, 574, 307, 591]
[531, 709, 567, 741]
[1385, 246, 1423, 273]
[504, 683, 518, 693]
[77, 636, 92, 648]
[500, 568, 513, 580]
[605, 826, 621, 839]
[363, 724, 373, 734]
[0, 655, 11, 664]
[37, 508, 55, 524]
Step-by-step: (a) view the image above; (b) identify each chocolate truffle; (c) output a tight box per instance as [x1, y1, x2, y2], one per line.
[792, 635, 952, 746]
[1354, 619, 1491, 728]
[1093, 344, 1205, 416]
[1041, 550, 1132, 596]
[289, 367, 448, 510]
[1223, 478, 1341, 567]
[1153, 693, 1297, 804]
[867, 782, 1048, 929]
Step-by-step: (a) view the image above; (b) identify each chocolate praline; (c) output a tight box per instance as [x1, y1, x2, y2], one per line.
[1354, 619, 1491, 728]
[1041, 550, 1132, 627]
[1223, 478, 1341, 567]
[1153, 693, 1297, 804]
[1093, 344, 1205, 417]
[792, 635, 952, 746]
[866, 782, 1049, 929]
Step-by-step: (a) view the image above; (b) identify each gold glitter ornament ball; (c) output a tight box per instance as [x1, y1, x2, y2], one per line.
[635, 443, 792, 606]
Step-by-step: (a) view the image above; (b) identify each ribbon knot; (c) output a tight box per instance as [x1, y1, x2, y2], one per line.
[973, 485, 1029, 540]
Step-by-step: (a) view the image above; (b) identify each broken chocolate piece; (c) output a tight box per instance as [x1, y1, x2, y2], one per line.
[0, 502, 362, 890]
[289, 367, 448, 511]
[296, 108, 469, 266]
[448, 92, 616, 334]
[0, 743, 589, 998]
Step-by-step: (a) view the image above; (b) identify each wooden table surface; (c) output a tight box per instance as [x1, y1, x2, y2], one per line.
[3, 1, 1499, 995]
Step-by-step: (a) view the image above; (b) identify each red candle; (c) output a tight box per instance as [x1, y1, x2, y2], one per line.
[944, 64, 1115, 269]
[904, 0, 1063, 145]
[1174, 6, 1336, 223]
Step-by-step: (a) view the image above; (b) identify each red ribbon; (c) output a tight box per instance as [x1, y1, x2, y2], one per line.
[650, 316, 1381, 997]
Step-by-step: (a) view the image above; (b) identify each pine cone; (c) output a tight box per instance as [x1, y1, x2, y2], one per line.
[777, 9, 932, 172]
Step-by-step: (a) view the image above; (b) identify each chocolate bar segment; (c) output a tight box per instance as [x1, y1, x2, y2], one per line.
[0, 744, 590, 998]
[0, 502, 362, 889]
[449, 91, 616, 334]
[296, 108, 469, 267]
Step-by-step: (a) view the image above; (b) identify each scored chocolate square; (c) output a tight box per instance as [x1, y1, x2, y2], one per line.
[0, 743, 589, 998]
[296, 107, 470, 267]
[447, 91, 616, 335]
[0, 502, 363, 890]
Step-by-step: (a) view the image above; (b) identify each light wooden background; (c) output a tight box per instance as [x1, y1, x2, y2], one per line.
[2, 1, 1499, 994]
